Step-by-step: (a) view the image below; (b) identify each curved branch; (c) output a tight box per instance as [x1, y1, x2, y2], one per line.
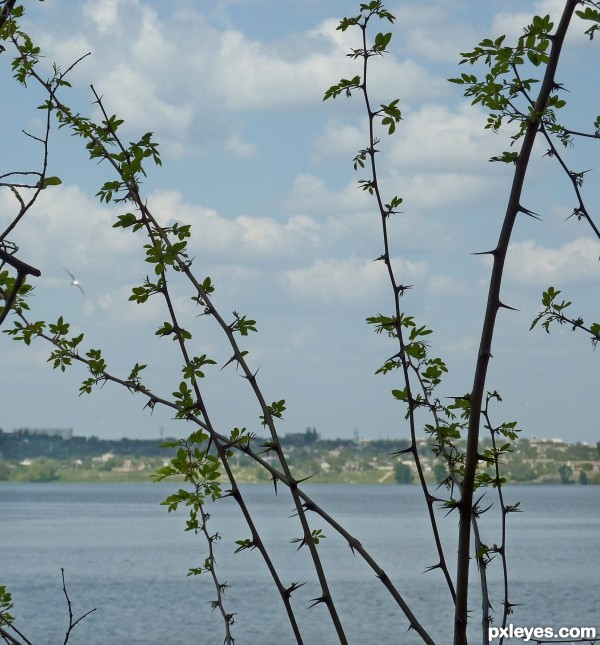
[455, 3, 580, 642]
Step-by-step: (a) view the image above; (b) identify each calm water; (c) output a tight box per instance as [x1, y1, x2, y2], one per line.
[0, 483, 598, 644]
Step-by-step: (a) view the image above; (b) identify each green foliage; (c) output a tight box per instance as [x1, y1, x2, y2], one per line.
[234, 538, 255, 554]
[576, 5, 600, 39]
[0, 585, 15, 626]
[393, 461, 413, 484]
[230, 311, 257, 336]
[323, 75, 361, 101]
[448, 14, 573, 150]
[531, 287, 600, 349]
[15, 457, 59, 482]
[432, 462, 447, 485]
[506, 461, 537, 482]
[290, 528, 326, 548]
[558, 464, 573, 484]
[0, 270, 34, 317]
[260, 399, 286, 425]
[40, 175, 62, 188]
[2, 2, 599, 642]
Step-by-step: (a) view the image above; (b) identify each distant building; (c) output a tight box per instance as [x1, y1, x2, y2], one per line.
[92, 452, 116, 463]
[283, 428, 320, 446]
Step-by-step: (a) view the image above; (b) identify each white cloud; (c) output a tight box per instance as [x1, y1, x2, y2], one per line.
[283, 256, 427, 303]
[426, 274, 467, 296]
[386, 102, 509, 173]
[82, 0, 119, 34]
[391, 1, 479, 62]
[146, 189, 323, 262]
[388, 170, 493, 212]
[309, 101, 513, 237]
[286, 173, 372, 218]
[0, 184, 136, 274]
[440, 334, 477, 355]
[32, 0, 446, 157]
[224, 134, 258, 158]
[492, 0, 591, 44]
[311, 120, 366, 162]
[505, 238, 600, 284]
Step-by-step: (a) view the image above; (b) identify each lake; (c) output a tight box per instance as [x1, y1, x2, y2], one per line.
[1, 483, 598, 644]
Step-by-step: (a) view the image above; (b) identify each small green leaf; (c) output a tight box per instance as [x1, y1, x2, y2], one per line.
[42, 176, 62, 188]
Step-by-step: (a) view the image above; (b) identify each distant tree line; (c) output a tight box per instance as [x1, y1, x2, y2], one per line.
[0, 430, 172, 461]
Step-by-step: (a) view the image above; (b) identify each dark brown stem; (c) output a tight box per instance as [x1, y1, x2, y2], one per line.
[454, 3, 578, 642]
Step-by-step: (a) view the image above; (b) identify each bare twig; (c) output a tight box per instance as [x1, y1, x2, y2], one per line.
[61, 569, 96, 645]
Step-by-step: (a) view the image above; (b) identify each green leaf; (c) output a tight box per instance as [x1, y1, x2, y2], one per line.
[489, 151, 519, 164]
[41, 176, 62, 188]
[373, 31, 392, 51]
[234, 538, 255, 553]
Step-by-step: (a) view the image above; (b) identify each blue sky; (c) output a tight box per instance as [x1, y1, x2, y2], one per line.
[1, 0, 599, 443]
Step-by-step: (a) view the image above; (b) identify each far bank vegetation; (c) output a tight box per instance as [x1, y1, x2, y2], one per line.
[1, 428, 598, 485]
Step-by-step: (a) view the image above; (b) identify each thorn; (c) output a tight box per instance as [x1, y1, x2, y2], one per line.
[296, 474, 315, 485]
[284, 581, 306, 598]
[220, 355, 236, 371]
[396, 284, 413, 295]
[472, 249, 497, 256]
[376, 570, 389, 583]
[143, 397, 157, 413]
[498, 301, 519, 312]
[426, 493, 446, 505]
[391, 446, 413, 457]
[347, 537, 362, 554]
[566, 206, 585, 221]
[301, 500, 316, 512]
[308, 595, 327, 609]
[446, 393, 471, 401]
[518, 204, 542, 220]
[423, 562, 442, 573]
[474, 502, 493, 517]
[473, 492, 486, 507]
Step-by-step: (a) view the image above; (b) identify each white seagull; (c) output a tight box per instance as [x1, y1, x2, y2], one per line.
[63, 268, 86, 298]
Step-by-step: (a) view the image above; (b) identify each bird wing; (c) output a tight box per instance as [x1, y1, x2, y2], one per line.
[63, 268, 86, 298]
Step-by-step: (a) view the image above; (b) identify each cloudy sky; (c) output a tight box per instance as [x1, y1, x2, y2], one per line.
[1, 0, 599, 444]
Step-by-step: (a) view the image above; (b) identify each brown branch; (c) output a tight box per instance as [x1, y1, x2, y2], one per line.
[60, 569, 96, 645]
[455, 3, 580, 642]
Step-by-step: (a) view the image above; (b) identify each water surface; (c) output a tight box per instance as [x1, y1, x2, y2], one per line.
[1, 483, 598, 643]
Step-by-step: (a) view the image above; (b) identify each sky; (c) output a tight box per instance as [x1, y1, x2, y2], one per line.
[1, 0, 599, 444]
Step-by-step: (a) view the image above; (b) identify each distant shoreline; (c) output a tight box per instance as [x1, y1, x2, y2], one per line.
[2, 430, 598, 485]
[1, 472, 596, 485]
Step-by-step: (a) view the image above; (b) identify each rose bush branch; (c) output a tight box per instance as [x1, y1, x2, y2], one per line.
[325, 0, 459, 611]
[448, 3, 598, 639]
[2, 11, 438, 641]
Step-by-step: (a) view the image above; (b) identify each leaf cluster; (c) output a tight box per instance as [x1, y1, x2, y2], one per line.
[448, 15, 574, 154]
[531, 287, 600, 348]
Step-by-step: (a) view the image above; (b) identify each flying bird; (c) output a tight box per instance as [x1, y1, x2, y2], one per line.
[63, 268, 86, 298]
